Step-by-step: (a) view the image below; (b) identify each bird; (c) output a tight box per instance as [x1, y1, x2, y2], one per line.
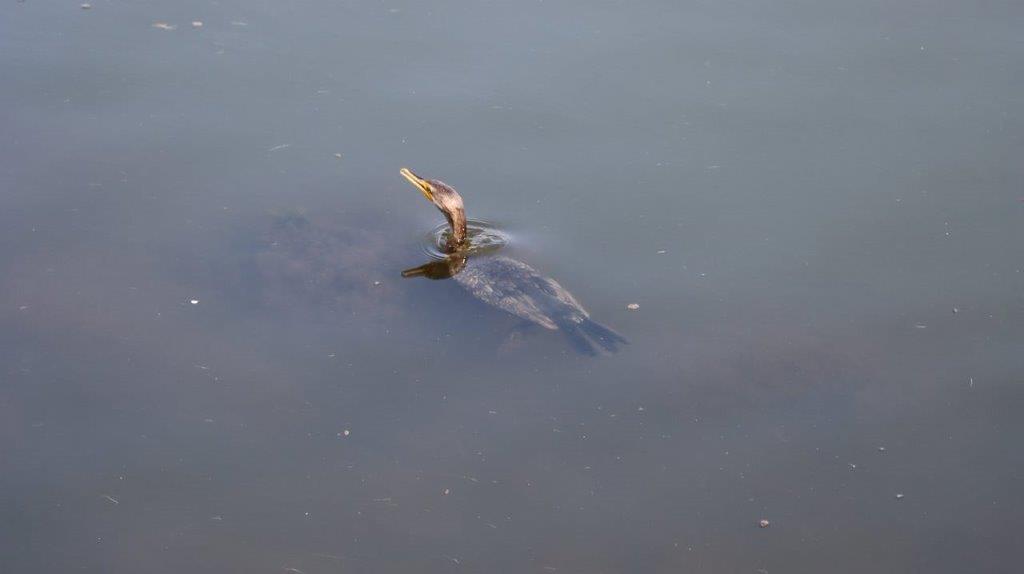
[399, 168, 626, 355]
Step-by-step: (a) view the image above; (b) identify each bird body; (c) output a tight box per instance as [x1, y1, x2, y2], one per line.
[453, 255, 625, 354]
[453, 255, 573, 330]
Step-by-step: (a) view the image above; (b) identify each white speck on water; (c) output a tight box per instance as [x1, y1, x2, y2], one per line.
[268, 143, 292, 152]
[80, 3, 92, 9]
[333, 153, 343, 159]
[191, 21, 203, 28]
[102, 495, 119, 505]
[189, 299, 199, 305]
[657, 249, 667, 254]
[759, 519, 770, 528]
[896, 493, 905, 500]
[626, 303, 640, 310]
[152, 22, 177, 31]
[878, 446, 887, 452]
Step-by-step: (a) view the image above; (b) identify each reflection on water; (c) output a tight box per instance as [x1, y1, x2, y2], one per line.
[402, 253, 468, 280]
[2, 0, 1023, 572]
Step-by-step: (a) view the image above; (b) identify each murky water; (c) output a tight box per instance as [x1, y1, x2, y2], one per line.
[3, 1, 1023, 572]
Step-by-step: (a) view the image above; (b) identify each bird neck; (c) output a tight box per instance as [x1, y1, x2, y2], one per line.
[444, 209, 467, 252]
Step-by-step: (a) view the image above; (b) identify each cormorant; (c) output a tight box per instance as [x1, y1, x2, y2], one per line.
[399, 168, 625, 355]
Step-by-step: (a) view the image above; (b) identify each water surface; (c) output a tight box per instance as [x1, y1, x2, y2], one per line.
[2, 1, 1023, 572]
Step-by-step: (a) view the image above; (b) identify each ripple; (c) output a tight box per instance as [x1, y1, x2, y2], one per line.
[421, 219, 510, 259]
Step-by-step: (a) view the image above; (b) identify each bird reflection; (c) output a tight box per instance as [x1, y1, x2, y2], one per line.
[399, 168, 626, 355]
[401, 253, 467, 280]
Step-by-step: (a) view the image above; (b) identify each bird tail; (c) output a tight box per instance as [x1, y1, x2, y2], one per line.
[560, 317, 628, 356]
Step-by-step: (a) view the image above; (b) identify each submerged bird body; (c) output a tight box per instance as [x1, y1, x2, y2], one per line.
[453, 255, 625, 354]
[453, 256, 577, 331]
[399, 168, 625, 355]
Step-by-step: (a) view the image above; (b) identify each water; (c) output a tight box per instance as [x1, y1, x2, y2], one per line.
[2, 1, 1022, 572]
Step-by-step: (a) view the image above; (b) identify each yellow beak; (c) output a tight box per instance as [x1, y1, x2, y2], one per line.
[400, 167, 433, 202]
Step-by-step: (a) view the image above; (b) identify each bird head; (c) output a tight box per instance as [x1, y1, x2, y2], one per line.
[400, 168, 467, 251]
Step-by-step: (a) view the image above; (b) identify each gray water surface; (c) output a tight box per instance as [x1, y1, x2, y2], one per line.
[2, 1, 1023, 572]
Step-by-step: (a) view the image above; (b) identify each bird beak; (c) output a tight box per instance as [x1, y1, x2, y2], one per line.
[400, 168, 433, 202]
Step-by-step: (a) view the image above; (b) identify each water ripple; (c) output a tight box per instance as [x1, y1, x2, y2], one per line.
[420, 219, 510, 259]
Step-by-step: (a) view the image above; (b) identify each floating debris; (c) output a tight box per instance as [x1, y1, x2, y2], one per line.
[101, 495, 119, 505]
[80, 3, 92, 9]
[758, 519, 770, 528]
[152, 22, 177, 31]
[191, 21, 203, 28]
[189, 299, 199, 305]
[878, 446, 887, 452]
[656, 249, 667, 254]
[848, 463, 857, 470]
[442, 488, 450, 496]
[333, 153, 343, 160]
[952, 307, 959, 314]
[341, 429, 350, 437]
[895, 493, 905, 500]
[626, 303, 640, 310]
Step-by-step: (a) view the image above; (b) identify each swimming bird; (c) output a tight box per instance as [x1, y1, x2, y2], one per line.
[399, 168, 626, 355]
